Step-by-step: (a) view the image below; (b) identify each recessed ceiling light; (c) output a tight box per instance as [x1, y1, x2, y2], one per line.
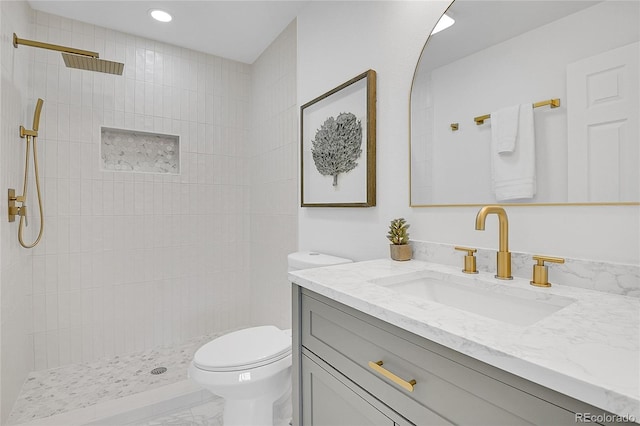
[150, 9, 172, 23]
[431, 13, 455, 35]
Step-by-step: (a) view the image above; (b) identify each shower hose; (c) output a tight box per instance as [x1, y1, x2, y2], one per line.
[18, 99, 45, 248]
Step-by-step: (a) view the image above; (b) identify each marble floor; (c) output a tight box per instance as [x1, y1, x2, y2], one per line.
[125, 398, 223, 426]
[122, 392, 291, 426]
[8, 331, 227, 425]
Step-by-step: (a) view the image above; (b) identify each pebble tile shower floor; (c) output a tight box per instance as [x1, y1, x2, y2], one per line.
[8, 331, 227, 425]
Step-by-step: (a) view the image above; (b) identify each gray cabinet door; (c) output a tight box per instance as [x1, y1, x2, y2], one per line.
[302, 352, 405, 426]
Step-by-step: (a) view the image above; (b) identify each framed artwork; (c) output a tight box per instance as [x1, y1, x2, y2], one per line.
[300, 69, 376, 207]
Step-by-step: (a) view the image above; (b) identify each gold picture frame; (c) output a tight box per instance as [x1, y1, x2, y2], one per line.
[300, 69, 376, 207]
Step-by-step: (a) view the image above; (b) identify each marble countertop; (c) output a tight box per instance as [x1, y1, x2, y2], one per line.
[289, 259, 640, 420]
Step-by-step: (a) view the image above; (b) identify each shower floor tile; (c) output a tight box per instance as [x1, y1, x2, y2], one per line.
[8, 331, 228, 425]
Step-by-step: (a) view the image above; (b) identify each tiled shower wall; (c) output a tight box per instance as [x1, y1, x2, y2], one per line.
[1, 4, 260, 420]
[29, 11, 252, 364]
[0, 1, 36, 419]
[249, 21, 298, 329]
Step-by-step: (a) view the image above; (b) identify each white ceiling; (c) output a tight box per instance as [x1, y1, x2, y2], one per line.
[28, 1, 602, 67]
[28, 1, 309, 64]
[421, 1, 599, 72]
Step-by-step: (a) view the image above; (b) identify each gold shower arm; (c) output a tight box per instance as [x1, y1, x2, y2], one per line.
[13, 33, 99, 58]
[474, 98, 560, 125]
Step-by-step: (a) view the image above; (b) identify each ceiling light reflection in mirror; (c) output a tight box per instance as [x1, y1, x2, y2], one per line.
[431, 14, 455, 35]
[150, 9, 172, 23]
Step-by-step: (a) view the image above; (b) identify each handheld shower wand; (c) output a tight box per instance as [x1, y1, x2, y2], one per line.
[8, 99, 45, 248]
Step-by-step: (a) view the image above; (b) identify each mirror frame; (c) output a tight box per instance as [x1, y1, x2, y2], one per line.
[408, 1, 640, 208]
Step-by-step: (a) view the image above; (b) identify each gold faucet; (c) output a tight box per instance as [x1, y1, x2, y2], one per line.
[475, 206, 513, 280]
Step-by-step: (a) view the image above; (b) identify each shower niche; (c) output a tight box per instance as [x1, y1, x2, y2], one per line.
[101, 127, 180, 174]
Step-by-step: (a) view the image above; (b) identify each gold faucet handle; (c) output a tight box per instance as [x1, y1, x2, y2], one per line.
[454, 246, 478, 274]
[530, 255, 565, 287]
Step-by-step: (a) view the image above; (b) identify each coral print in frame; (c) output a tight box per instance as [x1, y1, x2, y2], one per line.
[300, 69, 376, 207]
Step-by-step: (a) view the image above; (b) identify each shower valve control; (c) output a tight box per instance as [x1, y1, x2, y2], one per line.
[7, 189, 26, 223]
[8, 188, 18, 222]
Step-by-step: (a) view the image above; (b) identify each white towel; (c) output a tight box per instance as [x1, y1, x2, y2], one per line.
[491, 103, 536, 201]
[492, 105, 520, 153]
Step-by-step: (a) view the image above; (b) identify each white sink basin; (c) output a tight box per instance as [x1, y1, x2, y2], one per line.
[370, 271, 575, 326]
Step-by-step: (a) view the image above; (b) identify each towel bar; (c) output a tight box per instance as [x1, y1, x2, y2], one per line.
[474, 98, 560, 125]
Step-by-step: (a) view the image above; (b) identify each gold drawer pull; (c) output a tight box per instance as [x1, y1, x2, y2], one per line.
[368, 360, 417, 392]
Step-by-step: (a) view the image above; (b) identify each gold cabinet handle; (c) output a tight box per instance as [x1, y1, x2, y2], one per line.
[368, 360, 416, 392]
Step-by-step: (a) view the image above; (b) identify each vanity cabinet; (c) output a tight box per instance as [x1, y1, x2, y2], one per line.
[292, 286, 628, 426]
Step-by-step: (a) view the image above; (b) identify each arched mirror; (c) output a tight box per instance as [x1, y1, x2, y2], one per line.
[410, 0, 639, 206]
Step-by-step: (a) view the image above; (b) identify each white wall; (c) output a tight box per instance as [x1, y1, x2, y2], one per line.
[297, 1, 639, 266]
[249, 20, 298, 329]
[297, 0, 449, 261]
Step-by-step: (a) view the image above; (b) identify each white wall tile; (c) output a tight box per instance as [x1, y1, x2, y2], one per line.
[68, 255, 81, 290]
[58, 328, 71, 366]
[32, 255, 46, 295]
[58, 291, 70, 330]
[81, 325, 93, 361]
[248, 21, 298, 328]
[32, 294, 46, 333]
[45, 293, 58, 332]
[33, 332, 47, 370]
[56, 253, 69, 292]
[46, 330, 59, 368]
[69, 327, 83, 364]
[45, 255, 58, 294]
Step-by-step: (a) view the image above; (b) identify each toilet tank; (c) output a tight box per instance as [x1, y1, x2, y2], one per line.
[287, 251, 352, 271]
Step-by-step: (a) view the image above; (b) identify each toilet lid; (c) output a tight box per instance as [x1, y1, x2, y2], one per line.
[194, 326, 291, 372]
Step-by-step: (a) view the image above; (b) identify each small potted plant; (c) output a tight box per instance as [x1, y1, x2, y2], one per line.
[387, 218, 412, 261]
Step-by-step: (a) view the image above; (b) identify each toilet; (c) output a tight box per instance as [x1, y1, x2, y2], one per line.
[189, 251, 352, 426]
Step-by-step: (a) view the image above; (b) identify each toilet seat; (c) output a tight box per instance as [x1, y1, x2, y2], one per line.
[194, 325, 291, 372]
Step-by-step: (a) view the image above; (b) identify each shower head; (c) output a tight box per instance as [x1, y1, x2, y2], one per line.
[62, 53, 124, 76]
[13, 33, 124, 76]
